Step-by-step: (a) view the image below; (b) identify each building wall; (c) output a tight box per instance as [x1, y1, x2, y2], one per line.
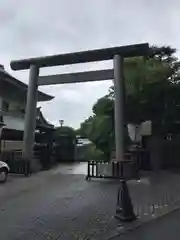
[1, 140, 23, 151]
[3, 114, 25, 131]
[0, 82, 25, 131]
[0, 82, 26, 111]
[0, 91, 25, 151]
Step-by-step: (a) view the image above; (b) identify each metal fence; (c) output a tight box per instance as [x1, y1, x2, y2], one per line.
[7, 158, 31, 176]
[5, 151, 31, 176]
[86, 160, 137, 180]
[1, 146, 55, 175]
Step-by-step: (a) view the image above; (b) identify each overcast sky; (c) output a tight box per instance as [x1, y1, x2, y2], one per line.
[0, 0, 180, 128]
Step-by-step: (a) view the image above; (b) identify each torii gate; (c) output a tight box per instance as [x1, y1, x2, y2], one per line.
[10, 43, 149, 165]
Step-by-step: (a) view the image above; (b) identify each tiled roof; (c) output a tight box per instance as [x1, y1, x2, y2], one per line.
[0, 65, 54, 102]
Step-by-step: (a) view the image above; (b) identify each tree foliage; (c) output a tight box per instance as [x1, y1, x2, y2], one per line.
[110, 46, 180, 129]
[79, 45, 180, 159]
[55, 126, 76, 139]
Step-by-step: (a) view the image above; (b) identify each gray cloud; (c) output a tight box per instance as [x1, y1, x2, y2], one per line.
[0, 0, 180, 128]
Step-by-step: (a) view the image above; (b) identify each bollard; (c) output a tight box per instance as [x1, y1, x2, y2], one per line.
[86, 161, 90, 180]
[96, 161, 99, 177]
[112, 161, 115, 177]
[116, 162, 119, 178]
[151, 204, 155, 217]
[92, 161, 95, 177]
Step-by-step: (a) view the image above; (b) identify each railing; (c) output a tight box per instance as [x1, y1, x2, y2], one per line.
[7, 159, 31, 176]
[0, 115, 3, 123]
[1, 145, 55, 175]
[6, 150, 31, 176]
[0, 110, 4, 125]
[86, 160, 137, 180]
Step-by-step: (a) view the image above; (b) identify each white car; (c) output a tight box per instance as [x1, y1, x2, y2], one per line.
[0, 161, 9, 183]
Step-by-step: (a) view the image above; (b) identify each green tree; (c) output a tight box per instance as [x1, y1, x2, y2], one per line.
[79, 97, 131, 160]
[79, 45, 180, 159]
[54, 126, 76, 139]
[80, 110, 114, 160]
[109, 46, 180, 130]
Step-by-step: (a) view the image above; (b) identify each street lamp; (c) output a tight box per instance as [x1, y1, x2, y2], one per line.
[59, 120, 64, 127]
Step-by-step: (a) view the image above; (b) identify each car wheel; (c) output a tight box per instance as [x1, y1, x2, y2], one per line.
[0, 169, 8, 183]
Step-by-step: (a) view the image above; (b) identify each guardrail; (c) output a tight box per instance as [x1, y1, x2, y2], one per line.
[86, 160, 137, 180]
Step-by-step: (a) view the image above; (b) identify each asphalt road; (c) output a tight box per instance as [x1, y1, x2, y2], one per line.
[0, 163, 119, 240]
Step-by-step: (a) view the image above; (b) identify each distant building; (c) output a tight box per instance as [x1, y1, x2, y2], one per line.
[0, 64, 54, 151]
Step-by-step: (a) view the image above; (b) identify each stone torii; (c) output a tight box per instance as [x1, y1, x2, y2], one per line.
[10, 43, 150, 166]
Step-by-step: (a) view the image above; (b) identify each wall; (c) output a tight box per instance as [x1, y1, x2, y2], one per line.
[0, 81, 26, 111]
[0, 81, 26, 131]
[1, 140, 23, 151]
[3, 114, 25, 131]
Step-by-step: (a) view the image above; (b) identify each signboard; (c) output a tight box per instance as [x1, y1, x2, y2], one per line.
[139, 121, 152, 136]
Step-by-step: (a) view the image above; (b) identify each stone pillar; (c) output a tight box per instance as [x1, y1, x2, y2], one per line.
[22, 65, 39, 161]
[113, 55, 125, 162]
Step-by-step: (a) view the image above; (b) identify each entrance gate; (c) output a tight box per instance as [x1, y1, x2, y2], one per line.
[10, 43, 150, 167]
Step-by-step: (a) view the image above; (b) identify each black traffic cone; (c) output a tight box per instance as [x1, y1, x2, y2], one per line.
[115, 180, 136, 221]
[115, 184, 123, 215]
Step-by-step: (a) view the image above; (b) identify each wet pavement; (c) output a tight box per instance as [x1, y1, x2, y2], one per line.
[0, 163, 120, 239]
[112, 208, 180, 240]
[52, 162, 88, 175]
[0, 163, 180, 239]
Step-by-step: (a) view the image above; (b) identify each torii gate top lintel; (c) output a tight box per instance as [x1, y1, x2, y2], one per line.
[10, 43, 149, 71]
